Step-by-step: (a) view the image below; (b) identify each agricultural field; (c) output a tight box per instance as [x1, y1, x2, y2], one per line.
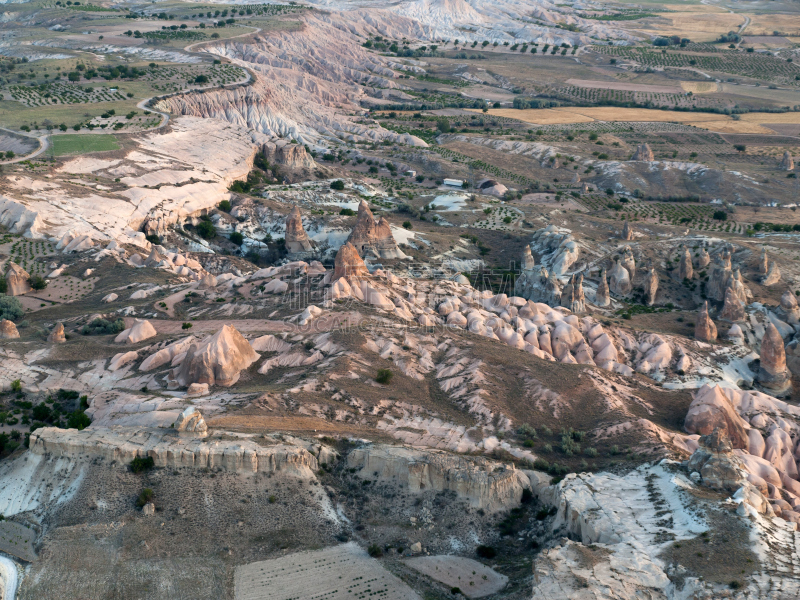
[50, 134, 120, 155]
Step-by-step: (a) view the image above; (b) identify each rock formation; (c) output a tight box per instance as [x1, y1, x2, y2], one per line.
[594, 268, 610, 307]
[621, 220, 633, 241]
[560, 273, 585, 314]
[684, 385, 748, 449]
[758, 247, 769, 276]
[174, 406, 208, 436]
[478, 179, 508, 197]
[347, 445, 528, 512]
[780, 151, 795, 171]
[285, 206, 313, 254]
[675, 247, 692, 281]
[5, 262, 31, 296]
[171, 325, 259, 388]
[696, 247, 710, 269]
[762, 260, 781, 287]
[48, 323, 66, 343]
[706, 249, 732, 302]
[758, 323, 791, 395]
[521, 246, 535, 271]
[728, 269, 749, 304]
[620, 246, 636, 279]
[642, 267, 658, 306]
[695, 301, 717, 342]
[607, 259, 631, 296]
[333, 241, 369, 282]
[0, 319, 19, 339]
[115, 320, 158, 344]
[687, 428, 747, 492]
[780, 289, 800, 324]
[527, 225, 579, 275]
[346, 200, 404, 259]
[631, 143, 655, 161]
[263, 140, 315, 169]
[718, 287, 745, 322]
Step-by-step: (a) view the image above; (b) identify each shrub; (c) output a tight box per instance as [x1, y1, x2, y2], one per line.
[82, 318, 125, 335]
[182, 322, 192, 330]
[136, 487, 154, 507]
[517, 423, 536, 438]
[521, 488, 533, 504]
[229, 231, 244, 245]
[67, 410, 91, 430]
[476, 545, 496, 559]
[32, 404, 52, 422]
[268, 495, 276, 503]
[368, 544, 383, 557]
[330, 180, 345, 191]
[145, 234, 160, 245]
[218, 200, 232, 212]
[339, 208, 355, 216]
[11, 379, 22, 393]
[402, 221, 412, 230]
[29, 275, 47, 290]
[712, 210, 727, 221]
[196, 220, 216, 239]
[375, 369, 393, 384]
[0, 295, 23, 321]
[450, 588, 462, 595]
[130, 456, 155, 474]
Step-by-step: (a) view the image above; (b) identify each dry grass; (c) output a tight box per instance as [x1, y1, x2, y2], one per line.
[630, 12, 746, 41]
[565, 79, 683, 93]
[680, 81, 719, 94]
[747, 14, 800, 36]
[479, 107, 800, 134]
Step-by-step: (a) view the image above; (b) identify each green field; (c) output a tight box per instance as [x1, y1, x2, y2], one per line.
[51, 134, 120, 156]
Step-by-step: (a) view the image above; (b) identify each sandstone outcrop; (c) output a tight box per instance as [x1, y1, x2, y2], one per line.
[0, 319, 19, 339]
[347, 445, 529, 513]
[621, 220, 633, 241]
[594, 268, 610, 307]
[263, 140, 316, 169]
[718, 287, 745, 322]
[758, 323, 791, 394]
[631, 143, 655, 161]
[5, 262, 31, 296]
[687, 428, 748, 492]
[780, 289, 800, 324]
[29, 426, 320, 477]
[346, 200, 404, 259]
[527, 225, 579, 275]
[675, 247, 692, 281]
[285, 206, 313, 254]
[48, 323, 66, 344]
[560, 273, 585, 314]
[521, 245, 535, 271]
[758, 247, 769, 276]
[684, 385, 748, 449]
[115, 319, 158, 344]
[762, 260, 781, 286]
[171, 325, 259, 388]
[694, 301, 717, 342]
[642, 267, 657, 306]
[620, 245, 636, 279]
[607, 259, 631, 296]
[174, 406, 208, 436]
[696, 247, 710, 269]
[333, 241, 369, 283]
[780, 151, 794, 171]
[706, 249, 732, 302]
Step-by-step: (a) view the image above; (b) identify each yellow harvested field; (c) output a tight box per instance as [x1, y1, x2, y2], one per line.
[630, 12, 746, 41]
[478, 108, 800, 134]
[680, 81, 719, 94]
[747, 14, 800, 36]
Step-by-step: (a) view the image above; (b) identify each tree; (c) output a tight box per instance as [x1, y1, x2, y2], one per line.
[4, 150, 13, 159]
[713, 210, 728, 221]
[330, 180, 345, 190]
[196, 220, 216, 240]
[734, 144, 746, 153]
[0, 295, 23, 321]
[29, 275, 47, 290]
[436, 118, 451, 133]
[229, 231, 244, 245]
[218, 200, 232, 212]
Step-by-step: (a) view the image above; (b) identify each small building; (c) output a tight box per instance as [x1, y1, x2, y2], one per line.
[404, 170, 416, 178]
[443, 178, 464, 187]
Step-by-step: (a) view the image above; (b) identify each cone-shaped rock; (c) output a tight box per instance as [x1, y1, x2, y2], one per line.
[172, 325, 259, 388]
[719, 287, 745, 322]
[608, 259, 632, 296]
[695, 301, 717, 342]
[333, 242, 369, 282]
[758, 323, 791, 394]
[6, 262, 31, 296]
[762, 260, 781, 286]
[346, 200, 404, 259]
[758, 248, 769, 276]
[0, 319, 19, 339]
[522, 246, 535, 271]
[780, 289, 800, 324]
[780, 151, 794, 171]
[621, 245, 636, 279]
[285, 206, 313, 253]
[631, 143, 655, 161]
[621, 220, 633, 241]
[48, 322, 66, 343]
[676, 248, 693, 281]
[696, 248, 710, 269]
[595, 268, 610, 307]
[643, 268, 658, 306]
[560, 273, 585, 314]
